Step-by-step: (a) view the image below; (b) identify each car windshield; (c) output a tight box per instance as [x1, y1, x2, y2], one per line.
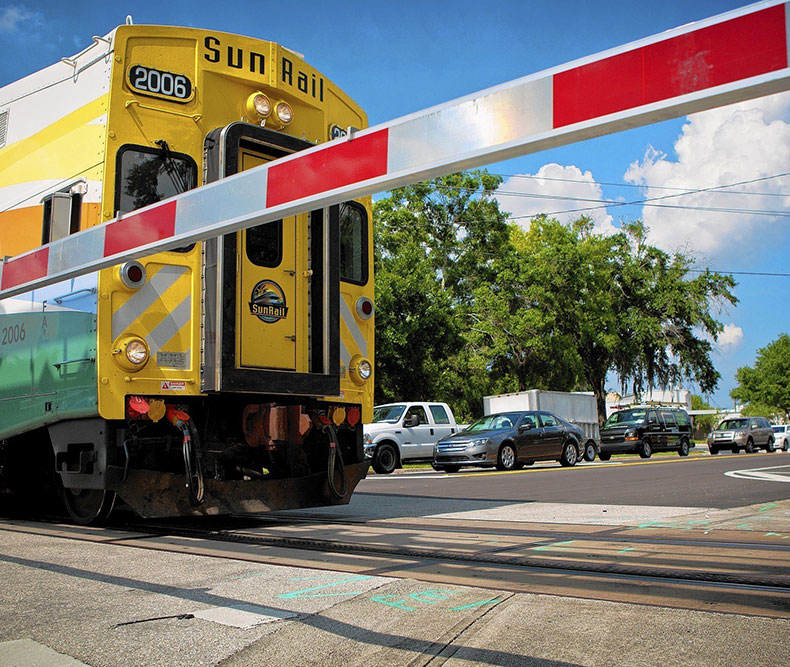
[719, 419, 747, 430]
[372, 405, 405, 423]
[465, 413, 521, 432]
[604, 410, 647, 427]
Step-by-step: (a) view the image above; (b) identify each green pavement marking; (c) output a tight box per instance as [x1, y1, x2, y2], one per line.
[532, 540, 577, 552]
[450, 597, 504, 611]
[758, 503, 778, 512]
[370, 595, 416, 611]
[765, 532, 783, 537]
[735, 524, 753, 530]
[408, 590, 456, 603]
[279, 575, 372, 599]
[618, 547, 635, 553]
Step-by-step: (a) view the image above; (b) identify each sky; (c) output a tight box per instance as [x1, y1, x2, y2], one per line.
[1, 0, 788, 410]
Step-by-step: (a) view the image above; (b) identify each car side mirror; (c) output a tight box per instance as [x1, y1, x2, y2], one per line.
[404, 415, 419, 427]
[519, 423, 533, 431]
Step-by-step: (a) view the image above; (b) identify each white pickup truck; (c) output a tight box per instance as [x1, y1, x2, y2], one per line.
[363, 402, 463, 474]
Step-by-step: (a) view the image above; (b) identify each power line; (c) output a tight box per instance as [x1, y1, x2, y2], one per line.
[422, 171, 790, 219]
[688, 269, 790, 278]
[496, 171, 790, 197]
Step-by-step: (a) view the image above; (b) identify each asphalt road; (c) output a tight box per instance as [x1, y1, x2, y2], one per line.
[357, 451, 790, 509]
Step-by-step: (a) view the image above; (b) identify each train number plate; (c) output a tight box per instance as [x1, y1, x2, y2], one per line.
[128, 65, 193, 102]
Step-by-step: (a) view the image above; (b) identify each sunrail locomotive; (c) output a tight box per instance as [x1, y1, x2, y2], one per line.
[0, 23, 374, 523]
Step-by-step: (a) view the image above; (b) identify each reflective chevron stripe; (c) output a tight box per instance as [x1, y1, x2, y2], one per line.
[1, 0, 788, 299]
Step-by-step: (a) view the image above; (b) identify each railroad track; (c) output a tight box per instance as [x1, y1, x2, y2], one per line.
[4, 513, 790, 617]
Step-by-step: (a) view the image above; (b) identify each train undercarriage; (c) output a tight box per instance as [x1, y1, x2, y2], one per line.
[0, 396, 368, 524]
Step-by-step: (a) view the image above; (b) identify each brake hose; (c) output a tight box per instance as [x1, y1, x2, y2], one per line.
[326, 424, 346, 500]
[180, 418, 205, 507]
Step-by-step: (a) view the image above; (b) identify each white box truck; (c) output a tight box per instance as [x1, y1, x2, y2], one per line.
[483, 390, 600, 462]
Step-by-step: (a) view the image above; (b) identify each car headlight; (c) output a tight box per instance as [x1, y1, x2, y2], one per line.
[363, 433, 371, 444]
[624, 431, 639, 441]
[471, 438, 489, 447]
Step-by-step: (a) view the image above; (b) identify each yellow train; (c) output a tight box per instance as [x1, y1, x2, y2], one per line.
[0, 22, 374, 523]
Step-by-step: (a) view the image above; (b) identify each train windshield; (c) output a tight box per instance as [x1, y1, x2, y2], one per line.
[117, 144, 197, 214]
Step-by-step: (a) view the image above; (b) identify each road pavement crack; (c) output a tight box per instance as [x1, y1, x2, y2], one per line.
[416, 592, 516, 666]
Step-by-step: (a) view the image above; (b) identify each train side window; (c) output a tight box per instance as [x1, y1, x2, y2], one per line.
[41, 181, 85, 245]
[339, 202, 368, 285]
[246, 220, 283, 267]
[115, 144, 197, 214]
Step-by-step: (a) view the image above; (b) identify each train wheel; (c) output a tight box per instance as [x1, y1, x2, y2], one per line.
[62, 488, 116, 525]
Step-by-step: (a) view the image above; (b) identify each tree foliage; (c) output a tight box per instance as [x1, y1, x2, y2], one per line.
[731, 334, 790, 420]
[373, 170, 738, 423]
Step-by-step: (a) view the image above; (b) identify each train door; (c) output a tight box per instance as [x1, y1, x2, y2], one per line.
[202, 123, 340, 396]
[235, 147, 298, 371]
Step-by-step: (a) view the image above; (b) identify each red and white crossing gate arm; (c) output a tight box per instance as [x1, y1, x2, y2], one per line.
[1, 0, 788, 299]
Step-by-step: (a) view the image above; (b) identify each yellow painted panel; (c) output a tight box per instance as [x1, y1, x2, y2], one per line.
[0, 97, 107, 186]
[97, 256, 202, 420]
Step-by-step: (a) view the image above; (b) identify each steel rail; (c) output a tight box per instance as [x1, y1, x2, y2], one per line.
[131, 521, 790, 591]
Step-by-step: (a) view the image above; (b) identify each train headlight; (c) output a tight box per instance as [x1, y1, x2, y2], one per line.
[112, 335, 150, 371]
[275, 101, 293, 125]
[246, 92, 272, 119]
[349, 355, 372, 385]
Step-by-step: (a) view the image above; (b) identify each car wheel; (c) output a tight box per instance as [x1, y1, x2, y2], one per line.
[496, 443, 517, 471]
[599, 452, 612, 461]
[442, 465, 461, 473]
[583, 442, 596, 462]
[767, 437, 776, 452]
[372, 443, 398, 474]
[784, 439, 789, 452]
[639, 440, 652, 459]
[709, 447, 718, 455]
[745, 438, 755, 454]
[560, 442, 578, 467]
[679, 439, 690, 457]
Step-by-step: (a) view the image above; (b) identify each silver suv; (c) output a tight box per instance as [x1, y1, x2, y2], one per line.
[707, 416, 775, 454]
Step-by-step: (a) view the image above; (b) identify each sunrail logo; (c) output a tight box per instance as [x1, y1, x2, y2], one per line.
[249, 280, 288, 323]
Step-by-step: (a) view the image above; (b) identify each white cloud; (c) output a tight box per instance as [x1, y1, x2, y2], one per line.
[495, 163, 616, 234]
[0, 5, 40, 33]
[716, 323, 744, 351]
[624, 91, 790, 263]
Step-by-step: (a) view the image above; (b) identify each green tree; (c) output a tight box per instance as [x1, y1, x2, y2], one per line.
[373, 170, 511, 415]
[731, 334, 790, 420]
[373, 173, 737, 425]
[613, 221, 736, 405]
[478, 216, 737, 423]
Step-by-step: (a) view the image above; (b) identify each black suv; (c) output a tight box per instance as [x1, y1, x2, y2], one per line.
[599, 406, 693, 460]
